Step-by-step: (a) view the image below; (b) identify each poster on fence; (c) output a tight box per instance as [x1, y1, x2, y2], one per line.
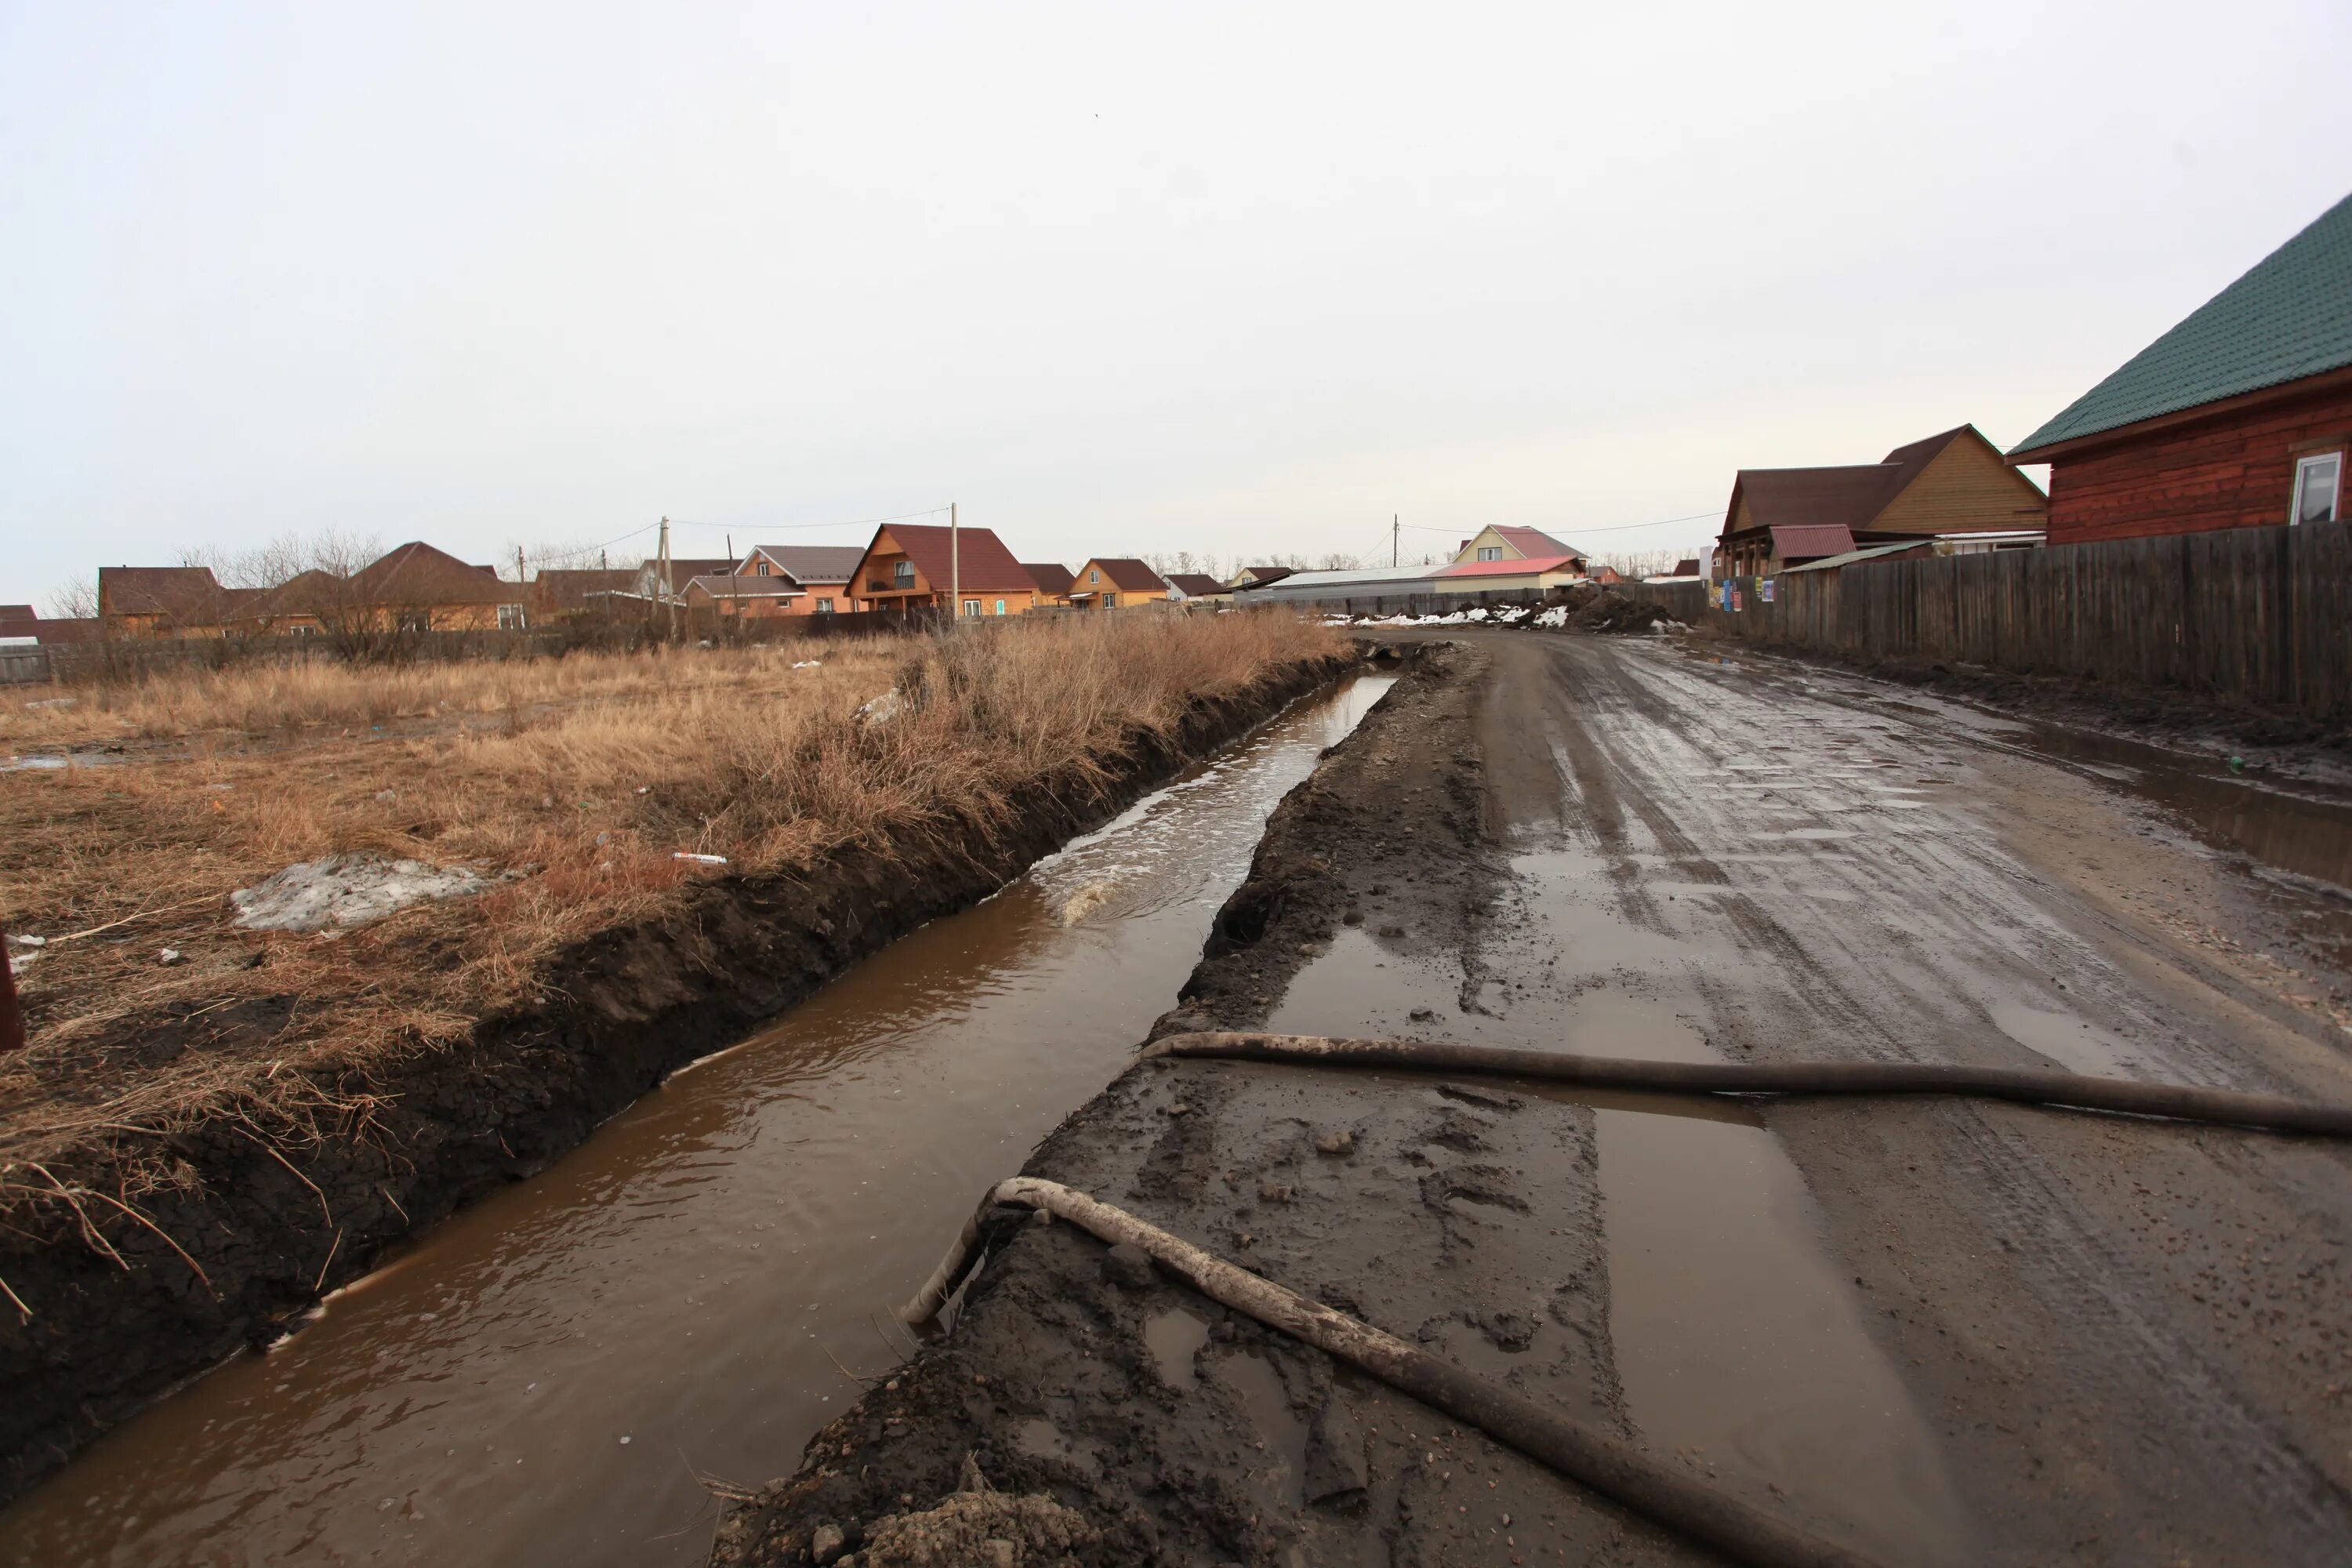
[1761, 578, 1775, 603]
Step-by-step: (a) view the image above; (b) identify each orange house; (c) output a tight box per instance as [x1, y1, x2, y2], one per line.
[1065, 558, 1170, 609]
[728, 545, 864, 615]
[847, 523, 1044, 617]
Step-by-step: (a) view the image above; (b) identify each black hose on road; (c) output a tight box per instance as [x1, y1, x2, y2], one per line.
[905, 1177, 1881, 1568]
[1141, 1031, 2352, 1138]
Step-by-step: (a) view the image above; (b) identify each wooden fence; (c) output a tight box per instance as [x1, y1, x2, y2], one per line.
[1617, 520, 2352, 718]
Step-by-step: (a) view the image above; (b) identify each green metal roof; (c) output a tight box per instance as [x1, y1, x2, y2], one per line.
[2010, 190, 2352, 457]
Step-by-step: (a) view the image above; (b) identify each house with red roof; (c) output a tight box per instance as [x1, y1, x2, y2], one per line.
[1066, 558, 1171, 609]
[848, 523, 1044, 617]
[1022, 562, 1076, 605]
[1450, 525, 1592, 571]
[1715, 425, 2049, 580]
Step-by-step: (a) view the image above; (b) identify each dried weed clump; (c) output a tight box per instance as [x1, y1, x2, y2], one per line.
[0, 612, 1344, 1179]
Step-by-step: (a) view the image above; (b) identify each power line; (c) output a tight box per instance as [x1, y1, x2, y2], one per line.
[520, 523, 660, 568]
[1392, 509, 1720, 539]
[667, 505, 953, 535]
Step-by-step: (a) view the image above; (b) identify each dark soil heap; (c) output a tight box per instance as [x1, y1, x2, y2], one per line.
[1552, 585, 1676, 635]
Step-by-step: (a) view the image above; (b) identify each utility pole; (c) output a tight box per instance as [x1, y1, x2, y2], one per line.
[658, 515, 674, 641]
[1392, 514, 1399, 568]
[949, 500, 960, 628]
[516, 546, 528, 630]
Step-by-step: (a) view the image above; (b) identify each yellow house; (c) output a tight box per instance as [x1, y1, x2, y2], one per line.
[1718, 425, 2050, 578]
[1065, 558, 1171, 609]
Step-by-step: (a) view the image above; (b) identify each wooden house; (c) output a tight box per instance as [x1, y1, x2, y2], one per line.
[848, 523, 1042, 616]
[1717, 425, 2049, 578]
[1067, 558, 1170, 608]
[1022, 562, 1077, 606]
[731, 545, 864, 615]
[1450, 525, 1592, 572]
[97, 566, 239, 637]
[338, 543, 527, 631]
[2009, 191, 2352, 543]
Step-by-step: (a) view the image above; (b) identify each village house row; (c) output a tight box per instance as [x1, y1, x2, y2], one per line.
[9, 191, 2346, 644]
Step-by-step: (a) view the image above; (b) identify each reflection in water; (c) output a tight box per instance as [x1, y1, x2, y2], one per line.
[2, 677, 1394, 1568]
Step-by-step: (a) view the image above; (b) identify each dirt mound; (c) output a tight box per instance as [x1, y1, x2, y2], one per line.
[1543, 585, 1677, 634]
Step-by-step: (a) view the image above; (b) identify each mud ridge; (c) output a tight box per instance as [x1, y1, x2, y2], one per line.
[0, 652, 1353, 1506]
[710, 643, 1700, 1567]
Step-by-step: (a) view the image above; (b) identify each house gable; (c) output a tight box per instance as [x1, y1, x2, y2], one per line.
[1871, 426, 2049, 535]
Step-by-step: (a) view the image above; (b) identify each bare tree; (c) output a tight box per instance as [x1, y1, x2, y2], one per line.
[44, 577, 96, 621]
[1316, 551, 1365, 571]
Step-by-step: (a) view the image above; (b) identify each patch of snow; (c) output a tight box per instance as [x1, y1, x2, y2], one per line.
[1535, 606, 1570, 628]
[231, 852, 505, 934]
[858, 687, 905, 724]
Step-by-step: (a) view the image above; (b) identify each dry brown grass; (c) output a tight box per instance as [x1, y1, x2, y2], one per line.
[0, 612, 1345, 1181]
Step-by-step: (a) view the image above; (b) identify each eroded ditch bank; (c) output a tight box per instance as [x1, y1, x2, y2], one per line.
[709, 641, 1758, 1566]
[0, 647, 1364, 1511]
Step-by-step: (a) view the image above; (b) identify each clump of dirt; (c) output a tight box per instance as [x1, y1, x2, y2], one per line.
[829, 1457, 1098, 1567]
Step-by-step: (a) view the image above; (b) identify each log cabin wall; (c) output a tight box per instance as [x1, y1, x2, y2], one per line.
[2042, 383, 2352, 546]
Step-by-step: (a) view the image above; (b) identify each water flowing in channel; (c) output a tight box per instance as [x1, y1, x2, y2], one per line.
[2, 676, 1395, 1568]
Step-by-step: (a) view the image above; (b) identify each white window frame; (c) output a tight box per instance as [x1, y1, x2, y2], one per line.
[1475, 545, 1503, 561]
[963, 598, 982, 618]
[2292, 451, 2343, 525]
[893, 560, 915, 586]
[815, 597, 833, 614]
[1089, 568, 1100, 583]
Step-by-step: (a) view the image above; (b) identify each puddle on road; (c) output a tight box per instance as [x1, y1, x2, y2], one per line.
[1143, 1306, 1210, 1391]
[2, 676, 1396, 1568]
[1265, 834, 1970, 1561]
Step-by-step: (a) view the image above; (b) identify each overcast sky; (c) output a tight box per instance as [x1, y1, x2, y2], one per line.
[5, 2, 2350, 603]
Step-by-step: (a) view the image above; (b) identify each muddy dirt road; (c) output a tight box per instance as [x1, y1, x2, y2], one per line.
[728, 633, 2352, 1567]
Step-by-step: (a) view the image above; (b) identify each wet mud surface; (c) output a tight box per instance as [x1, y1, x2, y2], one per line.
[0, 653, 1352, 1522]
[727, 631, 2352, 1567]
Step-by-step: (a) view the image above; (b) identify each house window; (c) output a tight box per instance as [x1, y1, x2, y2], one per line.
[993, 599, 1007, 615]
[963, 599, 982, 618]
[757, 560, 770, 576]
[1476, 546, 1502, 561]
[894, 561, 915, 587]
[1089, 568, 1099, 583]
[498, 604, 527, 630]
[1102, 593, 1116, 608]
[815, 597, 834, 614]
[2292, 452, 2342, 525]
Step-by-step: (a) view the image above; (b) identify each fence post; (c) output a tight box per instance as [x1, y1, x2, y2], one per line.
[0, 917, 23, 1056]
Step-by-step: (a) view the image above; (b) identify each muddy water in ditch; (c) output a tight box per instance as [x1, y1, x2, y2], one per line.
[3, 676, 1396, 1568]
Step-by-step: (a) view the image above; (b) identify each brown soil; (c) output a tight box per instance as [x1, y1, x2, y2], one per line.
[1685, 631, 2352, 785]
[711, 644, 1715, 1567]
[0, 650, 1349, 1506]
[716, 628, 2352, 1568]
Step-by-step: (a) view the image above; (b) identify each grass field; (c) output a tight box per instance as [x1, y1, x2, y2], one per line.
[0, 612, 1344, 1181]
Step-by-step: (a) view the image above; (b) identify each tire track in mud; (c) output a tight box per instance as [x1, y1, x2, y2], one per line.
[1465, 628, 2352, 1566]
